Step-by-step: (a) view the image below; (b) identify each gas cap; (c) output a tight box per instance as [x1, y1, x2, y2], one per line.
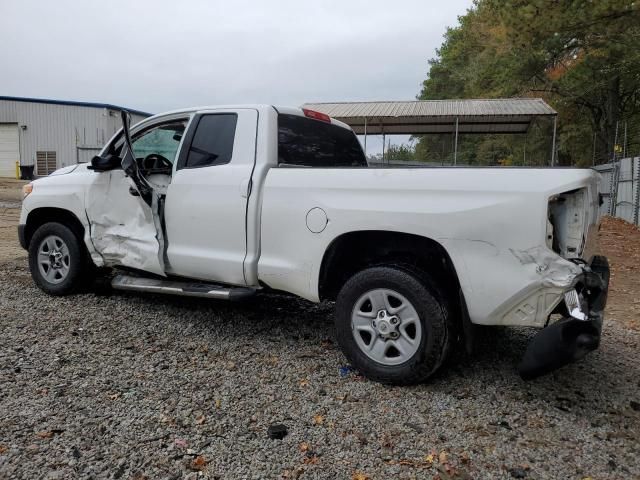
[306, 207, 328, 233]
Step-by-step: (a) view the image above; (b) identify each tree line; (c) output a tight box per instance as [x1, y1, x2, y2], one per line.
[390, 0, 639, 166]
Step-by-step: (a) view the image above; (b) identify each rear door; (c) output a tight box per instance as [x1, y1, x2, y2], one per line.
[163, 108, 258, 285]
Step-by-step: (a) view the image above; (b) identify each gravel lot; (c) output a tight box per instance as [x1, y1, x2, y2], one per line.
[1, 179, 639, 479]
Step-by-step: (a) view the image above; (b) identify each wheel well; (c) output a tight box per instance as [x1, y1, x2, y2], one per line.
[25, 208, 85, 248]
[319, 231, 462, 304]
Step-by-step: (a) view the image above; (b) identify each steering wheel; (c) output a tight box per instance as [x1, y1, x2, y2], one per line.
[141, 153, 172, 174]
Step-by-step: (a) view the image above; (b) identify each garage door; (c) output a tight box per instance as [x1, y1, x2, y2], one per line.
[0, 124, 19, 178]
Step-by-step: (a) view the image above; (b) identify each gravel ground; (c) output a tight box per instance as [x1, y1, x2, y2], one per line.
[1, 196, 639, 479]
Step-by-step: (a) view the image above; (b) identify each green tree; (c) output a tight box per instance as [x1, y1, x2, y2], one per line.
[418, 0, 640, 166]
[367, 143, 417, 164]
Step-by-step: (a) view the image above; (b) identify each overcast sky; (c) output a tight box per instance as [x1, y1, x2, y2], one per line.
[1, 0, 472, 152]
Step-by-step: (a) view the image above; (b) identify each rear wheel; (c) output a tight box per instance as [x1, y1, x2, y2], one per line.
[28, 222, 91, 295]
[334, 266, 451, 385]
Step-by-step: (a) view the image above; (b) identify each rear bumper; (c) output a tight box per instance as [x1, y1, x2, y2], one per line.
[519, 255, 609, 380]
[18, 224, 27, 250]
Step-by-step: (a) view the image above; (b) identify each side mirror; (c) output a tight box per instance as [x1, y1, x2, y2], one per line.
[89, 154, 122, 172]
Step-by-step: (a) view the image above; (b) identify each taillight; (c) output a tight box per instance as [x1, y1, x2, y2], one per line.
[302, 108, 331, 123]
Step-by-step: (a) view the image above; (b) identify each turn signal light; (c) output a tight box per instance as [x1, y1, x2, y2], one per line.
[22, 183, 33, 198]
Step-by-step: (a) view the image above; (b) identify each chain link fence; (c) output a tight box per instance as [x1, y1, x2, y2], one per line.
[592, 120, 640, 167]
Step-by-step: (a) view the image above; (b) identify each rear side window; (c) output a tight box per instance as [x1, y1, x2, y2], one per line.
[278, 114, 367, 167]
[184, 114, 237, 168]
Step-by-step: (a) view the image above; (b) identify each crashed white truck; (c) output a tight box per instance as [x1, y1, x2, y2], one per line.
[18, 105, 609, 384]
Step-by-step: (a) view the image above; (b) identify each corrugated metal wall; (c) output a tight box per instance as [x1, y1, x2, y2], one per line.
[594, 157, 640, 225]
[0, 99, 149, 174]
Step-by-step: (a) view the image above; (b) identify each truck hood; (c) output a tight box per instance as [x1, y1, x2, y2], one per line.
[49, 164, 80, 176]
[32, 163, 94, 184]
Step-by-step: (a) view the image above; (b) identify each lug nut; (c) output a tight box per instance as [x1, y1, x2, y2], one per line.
[390, 317, 398, 325]
[391, 332, 399, 338]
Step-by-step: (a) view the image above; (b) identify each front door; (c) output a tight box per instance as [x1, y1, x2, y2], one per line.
[85, 116, 188, 276]
[163, 109, 258, 285]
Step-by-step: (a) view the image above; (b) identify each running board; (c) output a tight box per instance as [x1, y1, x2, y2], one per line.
[111, 274, 255, 301]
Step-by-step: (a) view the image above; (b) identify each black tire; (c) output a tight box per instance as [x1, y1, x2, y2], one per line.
[28, 222, 91, 296]
[334, 266, 452, 385]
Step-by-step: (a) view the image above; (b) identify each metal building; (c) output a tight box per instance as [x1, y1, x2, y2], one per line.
[0, 96, 150, 178]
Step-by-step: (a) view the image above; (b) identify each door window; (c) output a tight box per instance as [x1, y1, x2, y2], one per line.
[180, 114, 238, 169]
[131, 122, 187, 164]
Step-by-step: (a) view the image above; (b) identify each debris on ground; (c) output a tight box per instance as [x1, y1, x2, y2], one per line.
[267, 424, 288, 440]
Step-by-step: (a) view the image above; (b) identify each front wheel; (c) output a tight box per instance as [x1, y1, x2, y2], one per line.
[28, 222, 91, 296]
[334, 266, 452, 385]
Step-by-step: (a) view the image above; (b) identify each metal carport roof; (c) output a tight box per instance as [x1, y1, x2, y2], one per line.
[302, 98, 557, 135]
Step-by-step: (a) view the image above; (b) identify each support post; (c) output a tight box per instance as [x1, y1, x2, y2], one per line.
[612, 120, 619, 162]
[363, 117, 367, 156]
[454, 117, 459, 165]
[633, 157, 640, 226]
[550, 116, 557, 166]
[382, 132, 386, 164]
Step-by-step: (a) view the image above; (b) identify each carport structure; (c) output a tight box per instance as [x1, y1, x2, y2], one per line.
[303, 98, 558, 165]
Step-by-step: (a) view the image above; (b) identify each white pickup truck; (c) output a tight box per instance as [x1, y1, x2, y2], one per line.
[18, 105, 609, 384]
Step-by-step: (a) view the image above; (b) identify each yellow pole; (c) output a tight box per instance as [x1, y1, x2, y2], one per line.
[15, 161, 20, 179]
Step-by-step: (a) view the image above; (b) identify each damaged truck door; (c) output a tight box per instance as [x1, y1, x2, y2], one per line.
[85, 112, 187, 276]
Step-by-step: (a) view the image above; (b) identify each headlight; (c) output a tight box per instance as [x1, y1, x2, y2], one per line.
[22, 183, 33, 198]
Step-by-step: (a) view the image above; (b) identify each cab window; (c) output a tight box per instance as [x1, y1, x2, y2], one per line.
[131, 122, 187, 164]
[278, 114, 367, 167]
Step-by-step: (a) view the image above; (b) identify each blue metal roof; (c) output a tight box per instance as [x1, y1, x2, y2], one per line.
[0, 95, 152, 117]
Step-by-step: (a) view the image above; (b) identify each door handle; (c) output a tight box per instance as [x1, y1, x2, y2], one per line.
[129, 186, 140, 197]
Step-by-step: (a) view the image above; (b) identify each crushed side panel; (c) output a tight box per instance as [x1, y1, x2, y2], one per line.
[85, 170, 165, 276]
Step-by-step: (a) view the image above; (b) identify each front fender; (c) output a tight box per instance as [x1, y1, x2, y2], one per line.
[20, 166, 103, 266]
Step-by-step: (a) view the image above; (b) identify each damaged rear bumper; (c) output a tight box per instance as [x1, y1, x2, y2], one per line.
[519, 255, 610, 380]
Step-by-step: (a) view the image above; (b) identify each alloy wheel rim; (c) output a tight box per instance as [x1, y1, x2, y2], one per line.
[351, 288, 422, 366]
[37, 235, 71, 285]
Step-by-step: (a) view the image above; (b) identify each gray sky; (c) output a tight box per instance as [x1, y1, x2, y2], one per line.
[1, 0, 472, 152]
